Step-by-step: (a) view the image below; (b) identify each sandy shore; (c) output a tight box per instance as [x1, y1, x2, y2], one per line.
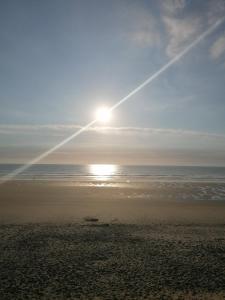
[0, 181, 225, 299]
[1, 180, 225, 223]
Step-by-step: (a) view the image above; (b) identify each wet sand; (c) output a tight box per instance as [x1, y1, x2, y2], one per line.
[0, 181, 225, 299]
[1, 180, 225, 223]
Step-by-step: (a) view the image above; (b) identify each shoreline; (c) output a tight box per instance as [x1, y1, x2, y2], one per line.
[1, 180, 225, 224]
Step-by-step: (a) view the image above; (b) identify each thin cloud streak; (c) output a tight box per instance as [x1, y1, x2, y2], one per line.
[1, 124, 225, 140]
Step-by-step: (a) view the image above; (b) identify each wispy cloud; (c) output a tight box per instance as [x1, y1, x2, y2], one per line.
[160, 0, 187, 16]
[210, 32, 225, 59]
[123, 0, 225, 60]
[207, 0, 225, 25]
[208, 0, 225, 63]
[122, 2, 161, 48]
[160, 0, 202, 57]
[163, 15, 202, 57]
[129, 15, 160, 48]
[1, 124, 225, 141]
[161, 0, 225, 57]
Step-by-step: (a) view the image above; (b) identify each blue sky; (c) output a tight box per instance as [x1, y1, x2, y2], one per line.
[1, 0, 225, 165]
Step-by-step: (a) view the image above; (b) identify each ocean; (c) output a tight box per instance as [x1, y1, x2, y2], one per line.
[1, 164, 225, 183]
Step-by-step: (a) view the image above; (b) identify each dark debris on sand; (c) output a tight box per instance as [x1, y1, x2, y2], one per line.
[0, 223, 225, 299]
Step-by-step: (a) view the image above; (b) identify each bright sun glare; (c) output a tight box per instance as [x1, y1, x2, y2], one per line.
[89, 164, 117, 180]
[95, 106, 112, 123]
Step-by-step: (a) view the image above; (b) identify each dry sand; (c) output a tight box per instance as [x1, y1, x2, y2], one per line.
[0, 181, 225, 299]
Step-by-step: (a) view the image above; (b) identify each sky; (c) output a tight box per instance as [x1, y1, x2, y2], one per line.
[1, 0, 225, 166]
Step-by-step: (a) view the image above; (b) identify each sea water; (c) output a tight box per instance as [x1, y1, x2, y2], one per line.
[0, 164, 225, 182]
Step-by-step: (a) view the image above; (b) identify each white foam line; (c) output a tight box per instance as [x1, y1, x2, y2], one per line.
[1, 17, 225, 184]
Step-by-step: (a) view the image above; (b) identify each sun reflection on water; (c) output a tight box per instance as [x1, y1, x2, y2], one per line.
[89, 164, 117, 181]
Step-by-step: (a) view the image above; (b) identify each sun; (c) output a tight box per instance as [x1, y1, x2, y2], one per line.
[95, 106, 112, 123]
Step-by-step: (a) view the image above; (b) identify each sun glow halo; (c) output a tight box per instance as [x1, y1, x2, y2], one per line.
[95, 106, 112, 123]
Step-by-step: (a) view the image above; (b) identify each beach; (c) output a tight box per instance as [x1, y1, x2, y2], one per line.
[0, 180, 225, 299]
[1, 0, 225, 297]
